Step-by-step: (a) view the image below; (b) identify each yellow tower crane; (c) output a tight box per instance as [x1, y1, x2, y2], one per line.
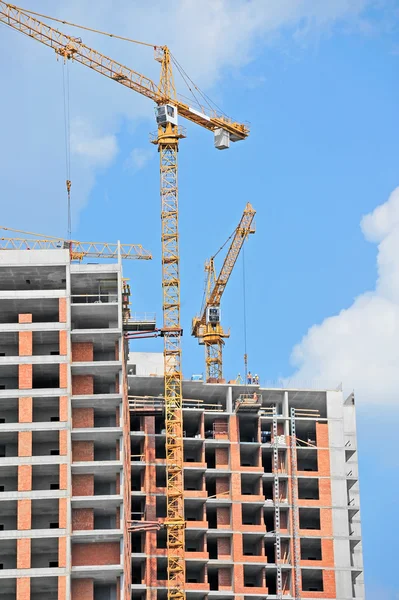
[0, 5, 250, 600]
[192, 203, 255, 382]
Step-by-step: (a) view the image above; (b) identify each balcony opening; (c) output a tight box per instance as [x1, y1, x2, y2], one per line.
[184, 443, 203, 463]
[263, 480, 273, 501]
[241, 474, 261, 496]
[238, 415, 259, 442]
[263, 509, 274, 532]
[131, 532, 144, 553]
[185, 532, 205, 553]
[155, 415, 166, 434]
[242, 505, 261, 526]
[262, 449, 272, 473]
[31, 499, 59, 529]
[244, 565, 264, 588]
[183, 412, 202, 438]
[206, 506, 217, 529]
[185, 501, 204, 523]
[156, 497, 167, 519]
[186, 563, 205, 584]
[131, 438, 144, 462]
[266, 571, 277, 595]
[243, 535, 262, 557]
[185, 471, 203, 492]
[31, 538, 58, 568]
[155, 438, 166, 459]
[298, 478, 319, 500]
[130, 415, 143, 432]
[205, 447, 216, 469]
[32, 364, 59, 389]
[206, 478, 216, 497]
[94, 583, 117, 600]
[301, 538, 322, 561]
[131, 497, 145, 522]
[157, 558, 168, 581]
[208, 570, 219, 590]
[240, 445, 259, 467]
[0, 501, 17, 531]
[155, 466, 166, 489]
[264, 539, 276, 562]
[0, 466, 17, 493]
[301, 569, 323, 591]
[157, 528, 167, 549]
[131, 470, 143, 492]
[297, 449, 318, 472]
[207, 537, 217, 559]
[299, 508, 321, 530]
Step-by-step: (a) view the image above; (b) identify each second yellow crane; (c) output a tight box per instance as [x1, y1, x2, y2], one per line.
[192, 203, 256, 382]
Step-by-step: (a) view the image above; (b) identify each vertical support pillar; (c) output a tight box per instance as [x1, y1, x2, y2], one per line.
[157, 122, 186, 600]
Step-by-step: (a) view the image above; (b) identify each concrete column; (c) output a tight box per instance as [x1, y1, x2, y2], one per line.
[226, 386, 233, 413]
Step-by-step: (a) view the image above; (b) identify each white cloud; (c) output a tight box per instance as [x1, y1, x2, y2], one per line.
[287, 187, 399, 406]
[71, 118, 118, 168]
[124, 148, 154, 172]
[0, 0, 376, 231]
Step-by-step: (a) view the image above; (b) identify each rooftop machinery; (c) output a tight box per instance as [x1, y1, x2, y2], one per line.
[192, 202, 255, 382]
[0, 5, 249, 600]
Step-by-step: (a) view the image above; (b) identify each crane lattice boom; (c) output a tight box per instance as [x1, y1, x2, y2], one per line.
[0, 227, 151, 260]
[0, 2, 249, 141]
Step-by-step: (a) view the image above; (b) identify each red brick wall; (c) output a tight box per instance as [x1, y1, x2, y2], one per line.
[219, 568, 232, 587]
[72, 375, 94, 395]
[217, 507, 230, 527]
[72, 342, 94, 362]
[217, 537, 231, 557]
[72, 474, 94, 496]
[59, 537, 67, 568]
[18, 431, 32, 457]
[59, 330, 68, 356]
[59, 498, 67, 529]
[72, 441, 94, 462]
[18, 364, 32, 389]
[18, 499, 31, 530]
[58, 576, 67, 600]
[60, 464, 68, 490]
[72, 407, 94, 428]
[71, 579, 93, 600]
[59, 430, 68, 455]
[16, 577, 30, 600]
[17, 538, 31, 568]
[72, 542, 120, 566]
[216, 477, 230, 496]
[215, 447, 229, 465]
[59, 298, 67, 323]
[19, 331, 32, 356]
[18, 314, 32, 324]
[18, 465, 32, 491]
[59, 363, 68, 389]
[18, 397, 32, 423]
[72, 508, 94, 531]
[59, 396, 68, 421]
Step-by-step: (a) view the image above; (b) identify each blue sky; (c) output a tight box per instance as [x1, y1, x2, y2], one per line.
[1, 1, 398, 597]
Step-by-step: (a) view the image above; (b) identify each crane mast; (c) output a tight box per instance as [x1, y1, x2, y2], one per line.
[192, 202, 255, 381]
[0, 5, 250, 600]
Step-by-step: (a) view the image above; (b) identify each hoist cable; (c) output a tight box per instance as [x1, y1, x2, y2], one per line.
[62, 61, 72, 239]
[242, 243, 249, 387]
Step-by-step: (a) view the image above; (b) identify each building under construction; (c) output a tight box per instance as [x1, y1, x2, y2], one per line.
[0, 247, 364, 600]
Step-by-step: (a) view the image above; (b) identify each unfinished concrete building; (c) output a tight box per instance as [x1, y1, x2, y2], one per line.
[128, 357, 364, 600]
[0, 248, 131, 599]
[0, 246, 364, 600]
